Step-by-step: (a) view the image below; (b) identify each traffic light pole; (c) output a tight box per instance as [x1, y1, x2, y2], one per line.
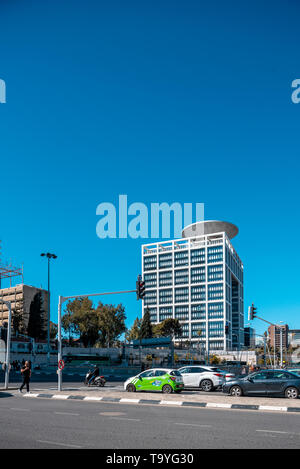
[57, 288, 137, 391]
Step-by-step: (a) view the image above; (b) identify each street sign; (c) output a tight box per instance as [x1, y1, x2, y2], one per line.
[58, 359, 65, 370]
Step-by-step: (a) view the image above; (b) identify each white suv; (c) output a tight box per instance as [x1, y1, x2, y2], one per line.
[178, 365, 225, 392]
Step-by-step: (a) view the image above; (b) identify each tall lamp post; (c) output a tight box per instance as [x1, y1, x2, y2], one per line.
[41, 253, 57, 364]
[0, 299, 12, 389]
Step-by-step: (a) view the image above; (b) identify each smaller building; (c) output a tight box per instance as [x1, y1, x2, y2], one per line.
[0, 284, 48, 337]
[244, 327, 255, 348]
[268, 324, 289, 349]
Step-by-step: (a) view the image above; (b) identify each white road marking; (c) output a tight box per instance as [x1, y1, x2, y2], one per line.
[54, 412, 80, 416]
[256, 430, 289, 434]
[174, 423, 212, 428]
[37, 440, 82, 448]
[110, 417, 141, 422]
[10, 408, 30, 412]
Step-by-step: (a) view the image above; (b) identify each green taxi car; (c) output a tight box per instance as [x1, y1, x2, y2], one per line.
[124, 368, 184, 394]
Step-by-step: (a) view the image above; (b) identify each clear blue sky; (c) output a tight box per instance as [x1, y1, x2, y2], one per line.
[0, 0, 299, 336]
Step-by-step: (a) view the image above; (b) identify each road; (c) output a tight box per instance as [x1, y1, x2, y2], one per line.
[1, 392, 300, 449]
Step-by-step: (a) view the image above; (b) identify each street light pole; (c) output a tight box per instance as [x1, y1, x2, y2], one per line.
[41, 252, 57, 365]
[0, 299, 12, 389]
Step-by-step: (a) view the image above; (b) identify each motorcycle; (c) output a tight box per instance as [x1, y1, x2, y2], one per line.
[84, 369, 106, 387]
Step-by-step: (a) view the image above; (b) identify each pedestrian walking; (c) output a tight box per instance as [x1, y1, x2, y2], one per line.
[19, 361, 31, 393]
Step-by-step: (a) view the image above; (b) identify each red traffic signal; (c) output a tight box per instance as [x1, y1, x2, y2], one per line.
[136, 278, 146, 300]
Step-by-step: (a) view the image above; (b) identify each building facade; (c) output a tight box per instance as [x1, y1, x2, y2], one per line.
[141, 220, 244, 352]
[0, 284, 48, 337]
[268, 324, 289, 350]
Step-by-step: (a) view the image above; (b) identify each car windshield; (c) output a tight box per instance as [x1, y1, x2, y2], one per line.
[170, 370, 182, 376]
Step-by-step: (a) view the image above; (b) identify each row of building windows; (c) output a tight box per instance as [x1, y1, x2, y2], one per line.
[145, 303, 224, 322]
[144, 266, 224, 288]
[144, 284, 224, 305]
[143, 246, 224, 271]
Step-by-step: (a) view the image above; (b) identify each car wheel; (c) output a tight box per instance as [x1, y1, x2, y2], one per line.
[126, 383, 136, 392]
[229, 385, 243, 397]
[200, 379, 213, 392]
[285, 387, 299, 399]
[162, 384, 173, 394]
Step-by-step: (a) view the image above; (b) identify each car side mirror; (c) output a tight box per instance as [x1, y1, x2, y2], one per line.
[247, 377, 253, 383]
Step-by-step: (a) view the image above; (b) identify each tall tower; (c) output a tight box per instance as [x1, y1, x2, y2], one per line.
[141, 220, 244, 352]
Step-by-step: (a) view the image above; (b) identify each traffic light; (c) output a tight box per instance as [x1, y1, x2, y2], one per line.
[136, 277, 146, 300]
[225, 325, 229, 335]
[248, 303, 258, 321]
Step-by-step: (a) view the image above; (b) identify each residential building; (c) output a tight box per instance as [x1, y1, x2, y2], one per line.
[0, 284, 48, 337]
[268, 324, 289, 349]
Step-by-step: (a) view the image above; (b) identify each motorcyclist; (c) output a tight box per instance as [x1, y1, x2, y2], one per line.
[88, 365, 100, 386]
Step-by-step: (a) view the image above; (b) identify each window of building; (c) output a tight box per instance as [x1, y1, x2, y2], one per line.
[190, 249, 205, 265]
[159, 271, 173, 287]
[208, 283, 223, 300]
[159, 253, 172, 269]
[175, 287, 189, 303]
[159, 289, 173, 304]
[191, 267, 205, 284]
[143, 255, 157, 271]
[191, 303, 206, 320]
[174, 269, 189, 285]
[191, 285, 206, 302]
[174, 250, 189, 267]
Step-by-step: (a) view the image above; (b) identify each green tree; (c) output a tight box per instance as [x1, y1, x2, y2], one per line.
[62, 297, 98, 347]
[155, 318, 182, 339]
[125, 317, 141, 342]
[96, 302, 126, 348]
[27, 292, 46, 340]
[139, 308, 152, 339]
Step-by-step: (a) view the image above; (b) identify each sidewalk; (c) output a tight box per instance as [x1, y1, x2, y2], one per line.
[14, 385, 300, 413]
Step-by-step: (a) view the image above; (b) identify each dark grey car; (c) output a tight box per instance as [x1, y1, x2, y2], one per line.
[222, 369, 300, 399]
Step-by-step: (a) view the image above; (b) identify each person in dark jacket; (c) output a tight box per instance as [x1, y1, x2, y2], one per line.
[19, 361, 31, 393]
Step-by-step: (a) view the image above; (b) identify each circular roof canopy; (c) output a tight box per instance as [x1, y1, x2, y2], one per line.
[182, 220, 238, 240]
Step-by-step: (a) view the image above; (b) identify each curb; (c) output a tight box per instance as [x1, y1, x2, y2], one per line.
[20, 392, 300, 414]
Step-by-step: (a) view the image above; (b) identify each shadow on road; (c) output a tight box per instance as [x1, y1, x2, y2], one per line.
[0, 392, 13, 398]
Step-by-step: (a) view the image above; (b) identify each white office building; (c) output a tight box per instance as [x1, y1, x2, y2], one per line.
[141, 221, 244, 352]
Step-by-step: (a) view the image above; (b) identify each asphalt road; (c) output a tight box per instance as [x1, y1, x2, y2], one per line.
[1, 392, 300, 449]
